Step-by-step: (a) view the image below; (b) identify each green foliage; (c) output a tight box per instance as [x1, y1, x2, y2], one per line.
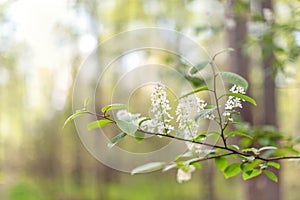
[263, 170, 278, 183]
[178, 86, 209, 100]
[63, 110, 89, 127]
[212, 48, 235, 60]
[101, 103, 127, 113]
[226, 131, 253, 139]
[83, 97, 90, 109]
[242, 169, 262, 180]
[267, 162, 280, 169]
[218, 72, 248, 90]
[131, 162, 166, 175]
[87, 119, 113, 130]
[67, 47, 300, 185]
[162, 163, 178, 172]
[195, 107, 216, 121]
[223, 93, 256, 106]
[115, 120, 138, 135]
[108, 132, 127, 148]
[138, 118, 151, 126]
[189, 61, 210, 74]
[134, 131, 145, 142]
[224, 163, 241, 179]
[215, 157, 228, 171]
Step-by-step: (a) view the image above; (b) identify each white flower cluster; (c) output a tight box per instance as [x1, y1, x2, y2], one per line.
[176, 95, 205, 129]
[177, 165, 196, 183]
[150, 83, 174, 134]
[175, 95, 206, 153]
[116, 109, 142, 124]
[223, 85, 246, 122]
[138, 118, 155, 132]
[116, 109, 134, 121]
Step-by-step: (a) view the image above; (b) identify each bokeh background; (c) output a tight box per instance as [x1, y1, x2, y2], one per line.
[1, 0, 300, 199]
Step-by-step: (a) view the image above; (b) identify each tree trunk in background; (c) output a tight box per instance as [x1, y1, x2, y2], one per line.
[201, 162, 215, 200]
[225, 0, 280, 200]
[246, 1, 281, 200]
[225, 0, 253, 123]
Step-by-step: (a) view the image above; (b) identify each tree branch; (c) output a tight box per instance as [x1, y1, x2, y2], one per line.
[137, 128, 300, 162]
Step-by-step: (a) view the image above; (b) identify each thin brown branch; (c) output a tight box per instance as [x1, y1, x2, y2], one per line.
[138, 128, 300, 162]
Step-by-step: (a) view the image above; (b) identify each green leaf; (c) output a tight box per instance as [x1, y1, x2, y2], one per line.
[185, 75, 206, 87]
[179, 86, 209, 100]
[242, 148, 259, 155]
[263, 170, 278, 182]
[84, 97, 90, 109]
[108, 132, 127, 148]
[162, 163, 177, 172]
[215, 157, 228, 171]
[224, 163, 241, 179]
[193, 134, 206, 142]
[175, 151, 196, 161]
[241, 163, 253, 172]
[227, 131, 253, 139]
[258, 146, 278, 152]
[64, 110, 89, 127]
[87, 119, 113, 130]
[240, 155, 255, 162]
[115, 120, 138, 135]
[212, 48, 235, 60]
[243, 169, 262, 180]
[195, 107, 216, 121]
[219, 72, 248, 90]
[190, 61, 210, 74]
[101, 103, 127, 113]
[191, 162, 202, 169]
[185, 158, 202, 165]
[134, 131, 145, 142]
[224, 93, 256, 106]
[138, 117, 151, 126]
[131, 162, 166, 175]
[228, 145, 240, 150]
[242, 159, 263, 170]
[267, 162, 280, 169]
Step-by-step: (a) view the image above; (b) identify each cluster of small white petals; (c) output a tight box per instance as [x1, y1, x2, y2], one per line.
[223, 85, 246, 122]
[138, 118, 155, 133]
[116, 109, 142, 125]
[205, 113, 215, 120]
[176, 95, 205, 130]
[150, 83, 174, 134]
[175, 95, 208, 153]
[116, 110, 132, 121]
[177, 165, 196, 183]
[230, 84, 245, 94]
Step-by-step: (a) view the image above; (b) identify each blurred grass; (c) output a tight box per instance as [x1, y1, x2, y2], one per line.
[6, 167, 245, 200]
[6, 163, 300, 200]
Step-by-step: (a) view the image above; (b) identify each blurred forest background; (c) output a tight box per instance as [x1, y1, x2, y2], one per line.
[1, 0, 300, 199]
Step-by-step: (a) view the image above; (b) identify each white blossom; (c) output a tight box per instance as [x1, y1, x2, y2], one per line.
[116, 110, 132, 121]
[138, 118, 155, 133]
[175, 94, 207, 153]
[116, 109, 140, 122]
[176, 95, 206, 130]
[150, 83, 173, 134]
[223, 85, 246, 122]
[177, 165, 196, 183]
